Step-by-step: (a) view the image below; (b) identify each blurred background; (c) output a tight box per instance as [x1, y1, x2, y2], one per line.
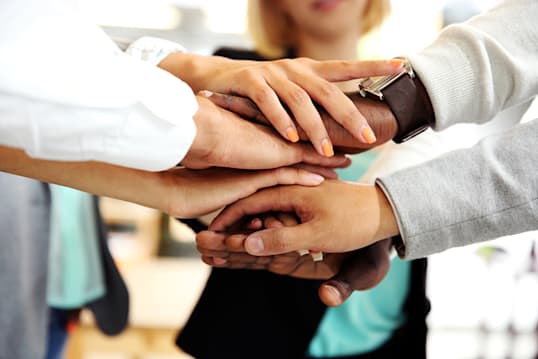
[64, 0, 538, 358]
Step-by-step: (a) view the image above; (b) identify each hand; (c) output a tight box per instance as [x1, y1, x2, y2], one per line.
[159, 54, 403, 155]
[209, 180, 400, 255]
[197, 212, 393, 306]
[198, 91, 397, 153]
[159, 167, 328, 218]
[198, 213, 347, 279]
[0, 146, 328, 219]
[181, 96, 352, 170]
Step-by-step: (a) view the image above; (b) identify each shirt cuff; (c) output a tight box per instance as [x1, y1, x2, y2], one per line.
[126, 36, 187, 66]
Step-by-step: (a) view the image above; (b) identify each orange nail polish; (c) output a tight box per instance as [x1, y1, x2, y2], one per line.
[361, 126, 377, 144]
[286, 127, 300, 142]
[389, 59, 404, 68]
[321, 139, 334, 157]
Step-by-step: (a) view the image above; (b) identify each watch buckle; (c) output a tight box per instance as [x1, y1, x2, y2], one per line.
[358, 59, 415, 100]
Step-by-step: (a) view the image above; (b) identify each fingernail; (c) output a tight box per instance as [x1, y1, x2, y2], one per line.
[246, 235, 264, 254]
[286, 127, 300, 142]
[321, 139, 334, 157]
[389, 59, 404, 68]
[324, 285, 342, 305]
[213, 257, 227, 265]
[304, 173, 325, 185]
[198, 90, 213, 98]
[360, 125, 377, 144]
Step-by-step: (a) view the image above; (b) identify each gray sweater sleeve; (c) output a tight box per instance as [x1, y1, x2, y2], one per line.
[377, 119, 538, 259]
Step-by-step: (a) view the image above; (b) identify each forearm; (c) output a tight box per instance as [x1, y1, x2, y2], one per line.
[293, 93, 397, 149]
[409, 0, 538, 130]
[0, 145, 168, 212]
[377, 118, 538, 259]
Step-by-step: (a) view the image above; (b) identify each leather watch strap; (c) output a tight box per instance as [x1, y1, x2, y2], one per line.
[384, 73, 435, 143]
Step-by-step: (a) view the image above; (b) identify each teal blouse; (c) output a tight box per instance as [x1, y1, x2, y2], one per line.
[308, 152, 411, 357]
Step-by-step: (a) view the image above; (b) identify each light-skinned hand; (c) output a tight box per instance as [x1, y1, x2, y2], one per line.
[209, 180, 400, 255]
[159, 54, 404, 156]
[197, 212, 393, 306]
[181, 96, 352, 170]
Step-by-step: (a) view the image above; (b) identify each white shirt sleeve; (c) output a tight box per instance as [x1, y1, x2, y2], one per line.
[0, 1, 198, 171]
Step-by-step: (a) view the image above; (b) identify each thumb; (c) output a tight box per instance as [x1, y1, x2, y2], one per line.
[318, 239, 392, 306]
[244, 224, 317, 256]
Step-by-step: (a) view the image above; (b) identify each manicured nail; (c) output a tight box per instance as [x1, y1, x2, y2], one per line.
[286, 127, 300, 142]
[198, 90, 213, 98]
[246, 235, 264, 254]
[304, 173, 325, 185]
[321, 138, 334, 157]
[297, 249, 309, 256]
[360, 125, 377, 144]
[389, 59, 404, 68]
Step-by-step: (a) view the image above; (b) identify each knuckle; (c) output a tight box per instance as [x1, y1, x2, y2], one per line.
[296, 57, 314, 66]
[318, 82, 340, 99]
[286, 88, 309, 107]
[270, 230, 291, 253]
[339, 107, 359, 128]
[240, 68, 258, 81]
[252, 86, 272, 105]
[276, 58, 294, 68]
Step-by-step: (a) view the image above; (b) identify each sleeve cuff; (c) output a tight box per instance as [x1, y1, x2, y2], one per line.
[375, 179, 409, 258]
[126, 36, 187, 66]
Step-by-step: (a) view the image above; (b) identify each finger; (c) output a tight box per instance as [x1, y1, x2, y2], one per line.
[269, 213, 306, 257]
[221, 254, 273, 267]
[196, 230, 228, 251]
[266, 76, 333, 157]
[262, 214, 284, 229]
[275, 212, 299, 226]
[210, 186, 301, 231]
[318, 239, 392, 307]
[196, 247, 230, 258]
[292, 163, 338, 179]
[238, 77, 300, 143]
[198, 91, 270, 126]
[201, 255, 228, 267]
[223, 233, 249, 252]
[256, 167, 326, 188]
[333, 146, 365, 155]
[243, 224, 317, 256]
[300, 144, 349, 167]
[299, 77, 377, 145]
[311, 59, 404, 82]
[246, 217, 263, 230]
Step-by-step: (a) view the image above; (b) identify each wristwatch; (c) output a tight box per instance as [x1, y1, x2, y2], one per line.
[358, 57, 434, 143]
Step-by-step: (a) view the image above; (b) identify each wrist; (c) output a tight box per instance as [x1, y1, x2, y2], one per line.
[357, 59, 435, 143]
[373, 184, 399, 242]
[158, 53, 232, 92]
[181, 96, 218, 169]
[348, 94, 398, 145]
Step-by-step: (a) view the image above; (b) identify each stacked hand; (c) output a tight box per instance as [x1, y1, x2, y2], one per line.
[157, 55, 404, 302]
[196, 208, 394, 306]
[159, 54, 402, 156]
